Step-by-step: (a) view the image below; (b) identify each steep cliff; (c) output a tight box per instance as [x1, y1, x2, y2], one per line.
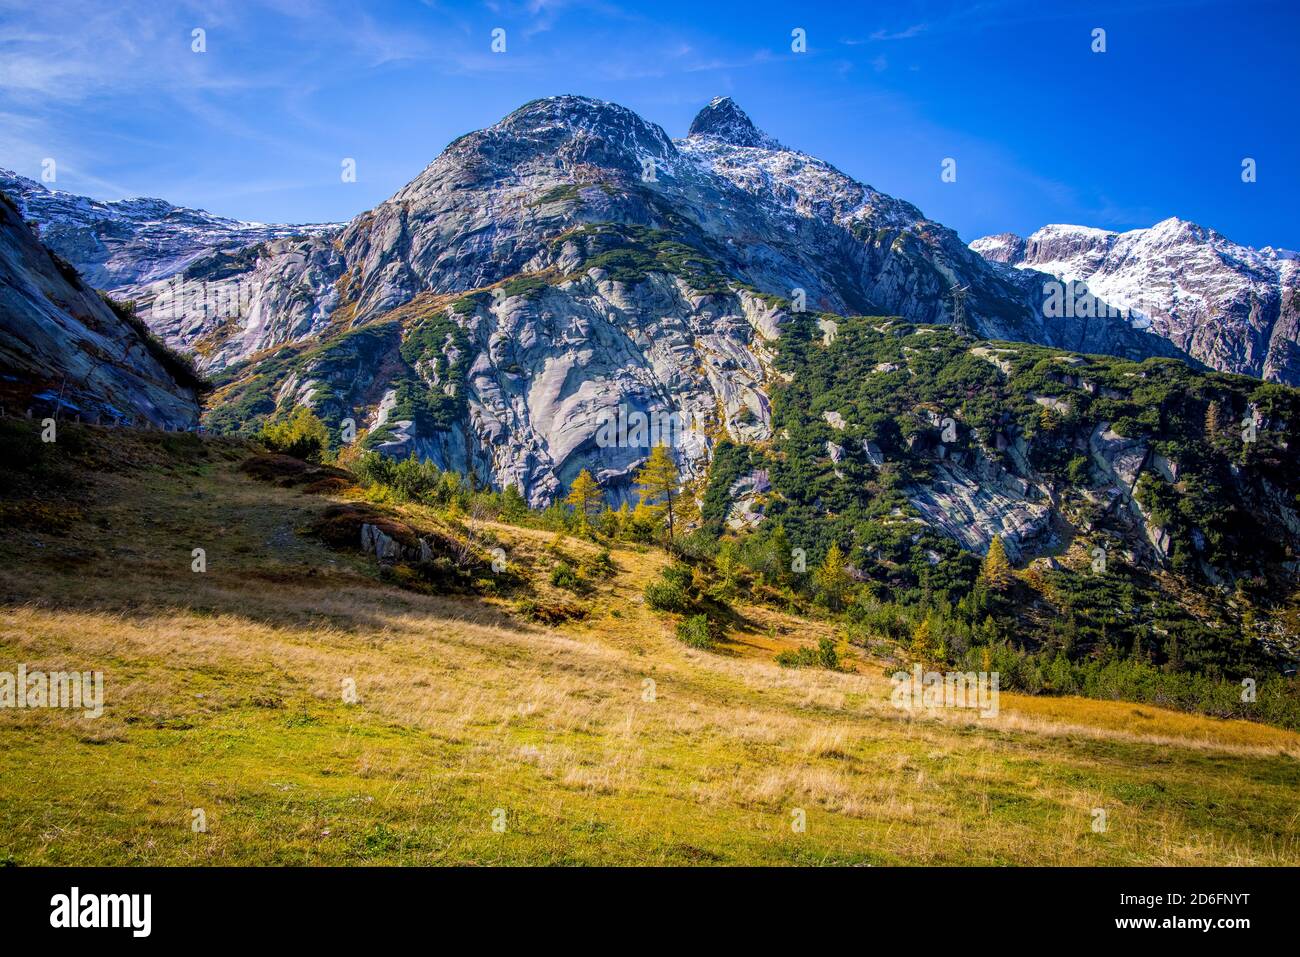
[0, 190, 201, 428]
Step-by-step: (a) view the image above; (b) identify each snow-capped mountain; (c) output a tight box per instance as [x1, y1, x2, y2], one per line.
[4, 95, 1189, 507]
[6, 95, 1300, 588]
[0, 168, 341, 289]
[972, 220, 1300, 384]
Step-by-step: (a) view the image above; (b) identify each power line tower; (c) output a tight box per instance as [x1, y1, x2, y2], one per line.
[949, 284, 972, 339]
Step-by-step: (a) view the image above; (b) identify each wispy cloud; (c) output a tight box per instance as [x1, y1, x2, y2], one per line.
[870, 24, 929, 41]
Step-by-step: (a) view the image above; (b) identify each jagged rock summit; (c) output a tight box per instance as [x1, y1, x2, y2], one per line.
[688, 96, 781, 150]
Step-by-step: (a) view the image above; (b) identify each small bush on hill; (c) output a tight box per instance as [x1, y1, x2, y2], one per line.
[259, 407, 330, 462]
[816, 636, 840, 670]
[644, 578, 690, 613]
[517, 598, 588, 625]
[676, 614, 717, 649]
[550, 562, 583, 592]
[581, 549, 617, 578]
[776, 637, 840, 670]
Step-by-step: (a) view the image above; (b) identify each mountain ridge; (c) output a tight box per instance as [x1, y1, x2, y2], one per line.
[0, 167, 341, 289]
[972, 218, 1300, 384]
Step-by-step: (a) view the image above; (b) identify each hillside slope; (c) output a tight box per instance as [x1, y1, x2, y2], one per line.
[0, 191, 202, 428]
[0, 420, 1297, 865]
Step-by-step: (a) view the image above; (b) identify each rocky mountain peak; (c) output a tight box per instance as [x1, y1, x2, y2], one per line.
[502, 94, 626, 129]
[687, 96, 779, 149]
[490, 94, 677, 161]
[1145, 215, 1208, 244]
[967, 232, 1026, 264]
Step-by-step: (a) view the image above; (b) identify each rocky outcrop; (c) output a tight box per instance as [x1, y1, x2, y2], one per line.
[193, 95, 1193, 506]
[906, 461, 1054, 561]
[123, 236, 346, 369]
[1088, 425, 1148, 494]
[1086, 423, 1177, 563]
[725, 468, 770, 530]
[0, 191, 200, 428]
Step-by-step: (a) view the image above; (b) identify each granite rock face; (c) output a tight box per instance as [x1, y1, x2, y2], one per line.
[0, 194, 200, 428]
[905, 460, 1054, 562]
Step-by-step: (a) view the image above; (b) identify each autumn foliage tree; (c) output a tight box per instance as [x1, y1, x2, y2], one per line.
[635, 444, 681, 542]
[814, 542, 852, 610]
[980, 535, 1014, 592]
[911, 617, 938, 663]
[259, 406, 329, 462]
[564, 468, 604, 529]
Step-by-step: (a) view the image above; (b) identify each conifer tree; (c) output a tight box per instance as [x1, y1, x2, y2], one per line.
[980, 535, 1014, 591]
[563, 468, 604, 528]
[766, 522, 793, 586]
[635, 444, 681, 541]
[814, 543, 852, 610]
[501, 483, 528, 523]
[1204, 400, 1227, 439]
[911, 617, 937, 662]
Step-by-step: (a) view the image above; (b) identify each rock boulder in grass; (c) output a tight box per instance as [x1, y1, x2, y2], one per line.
[360, 522, 410, 565]
[310, 501, 485, 575]
[312, 503, 420, 552]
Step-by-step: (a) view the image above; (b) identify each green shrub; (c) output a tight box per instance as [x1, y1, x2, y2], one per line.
[816, 637, 840, 670]
[1066, 455, 1091, 485]
[676, 614, 717, 649]
[259, 407, 329, 462]
[353, 451, 396, 488]
[389, 454, 443, 503]
[644, 579, 690, 613]
[661, 562, 695, 592]
[776, 647, 817, 668]
[776, 639, 839, 670]
[550, 562, 583, 592]
[581, 549, 617, 578]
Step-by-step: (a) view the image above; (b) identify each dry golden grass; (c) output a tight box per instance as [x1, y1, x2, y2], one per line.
[0, 424, 1297, 865]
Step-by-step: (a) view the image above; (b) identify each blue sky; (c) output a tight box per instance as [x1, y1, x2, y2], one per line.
[1, 0, 1296, 248]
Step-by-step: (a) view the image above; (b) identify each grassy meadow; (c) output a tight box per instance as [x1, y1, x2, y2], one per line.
[1, 422, 1297, 865]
